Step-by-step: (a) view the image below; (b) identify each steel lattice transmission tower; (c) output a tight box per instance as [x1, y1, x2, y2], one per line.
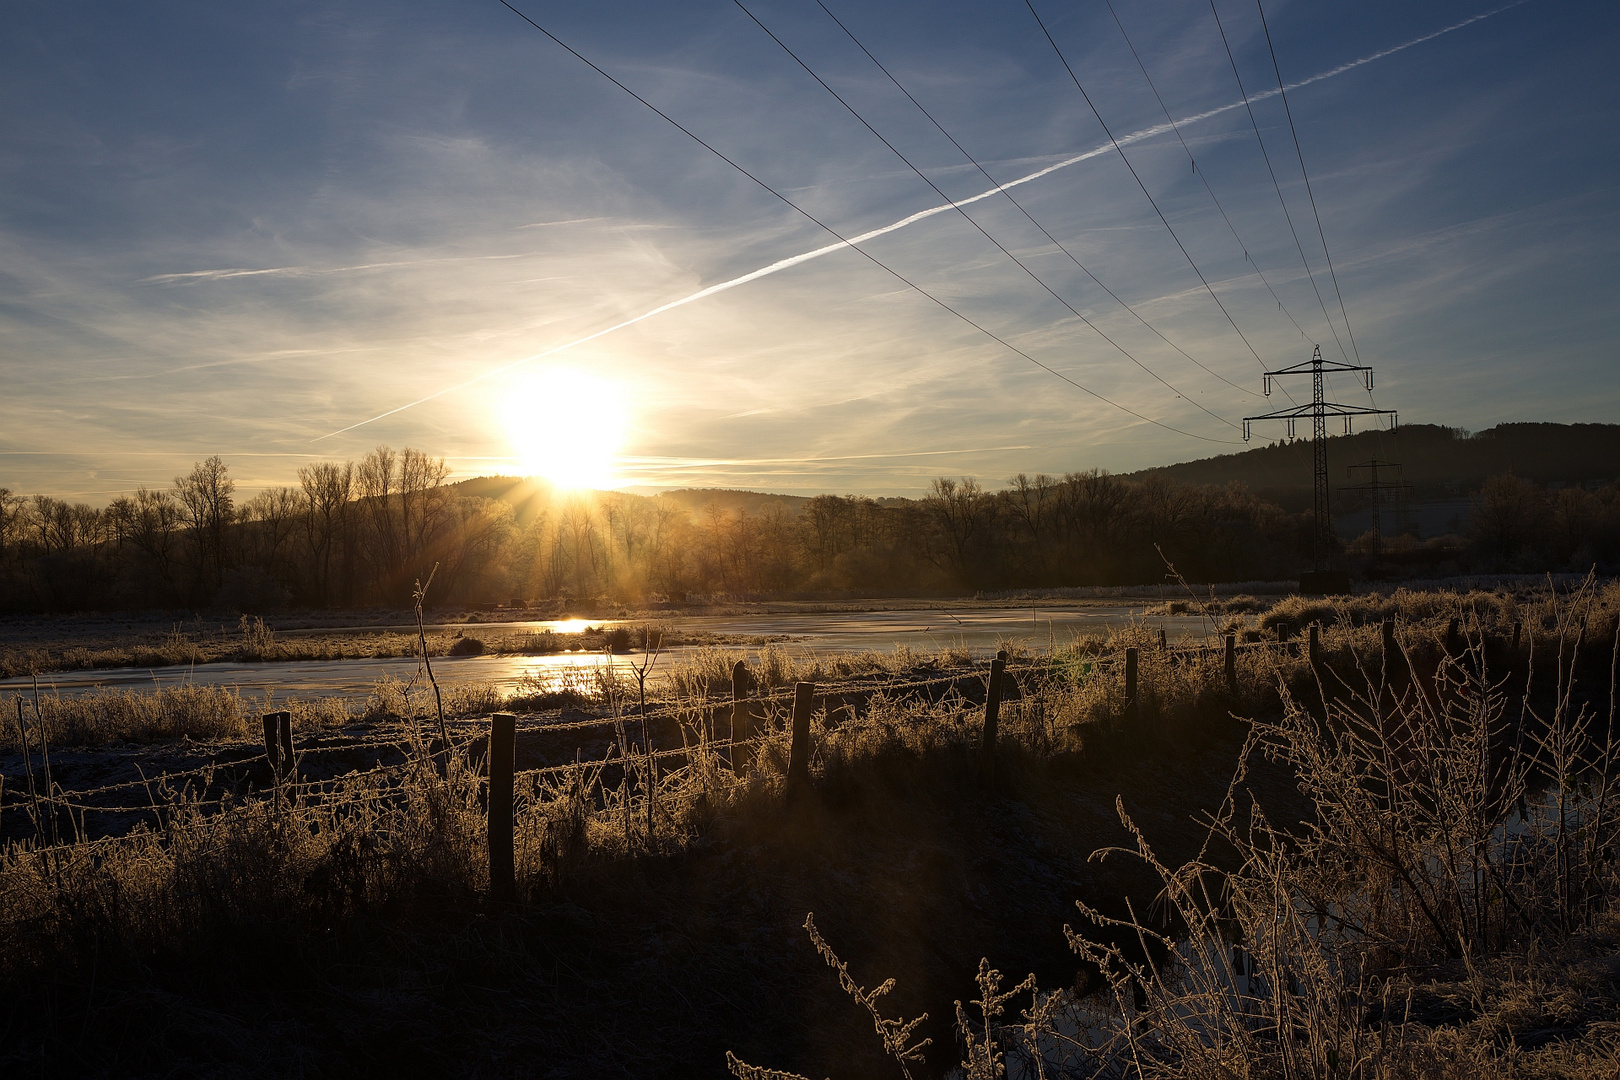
[1345, 459, 1410, 558]
[1244, 346, 1397, 571]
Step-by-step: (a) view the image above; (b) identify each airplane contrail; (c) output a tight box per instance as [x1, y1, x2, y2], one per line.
[314, 1, 1525, 442]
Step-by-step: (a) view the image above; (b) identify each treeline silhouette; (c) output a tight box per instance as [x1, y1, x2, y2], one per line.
[2, 450, 1618, 613]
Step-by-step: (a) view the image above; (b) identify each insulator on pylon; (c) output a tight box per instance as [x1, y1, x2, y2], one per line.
[1263, 375, 1272, 397]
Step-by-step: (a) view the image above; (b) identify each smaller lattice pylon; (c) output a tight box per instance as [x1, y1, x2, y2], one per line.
[1345, 459, 1411, 558]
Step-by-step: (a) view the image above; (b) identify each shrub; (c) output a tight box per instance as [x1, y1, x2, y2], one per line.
[447, 635, 485, 656]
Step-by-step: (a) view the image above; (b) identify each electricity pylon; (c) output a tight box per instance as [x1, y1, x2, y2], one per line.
[1345, 459, 1411, 558]
[1244, 346, 1397, 572]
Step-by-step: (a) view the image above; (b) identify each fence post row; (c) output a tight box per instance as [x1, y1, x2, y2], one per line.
[1224, 634, 1237, 695]
[488, 712, 517, 904]
[1124, 647, 1139, 725]
[730, 659, 752, 775]
[982, 649, 1007, 771]
[787, 681, 814, 789]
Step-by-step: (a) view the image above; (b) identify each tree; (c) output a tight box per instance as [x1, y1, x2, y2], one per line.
[356, 446, 402, 596]
[242, 486, 303, 582]
[298, 460, 353, 604]
[108, 487, 184, 600]
[0, 488, 21, 563]
[173, 456, 235, 596]
[925, 478, 988, 586]
[1471, 474, 1541, 562]
[1005, 473, 1056, 579]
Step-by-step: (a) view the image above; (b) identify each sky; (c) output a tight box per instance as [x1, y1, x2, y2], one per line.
[2, 0, 1617, 501]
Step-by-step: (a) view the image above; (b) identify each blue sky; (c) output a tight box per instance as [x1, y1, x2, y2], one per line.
[2, 0, 1616, 499]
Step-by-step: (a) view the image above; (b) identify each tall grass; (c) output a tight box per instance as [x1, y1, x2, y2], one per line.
[727, 580, 1620, 1079]
[7, 583, 1620, 1075]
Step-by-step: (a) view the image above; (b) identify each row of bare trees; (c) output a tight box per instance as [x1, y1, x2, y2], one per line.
[0, 449, 516, 611]
[14, 458, 1607, 613]
[1, 462, 1314, 611]
[1470, 473, 1620, 568]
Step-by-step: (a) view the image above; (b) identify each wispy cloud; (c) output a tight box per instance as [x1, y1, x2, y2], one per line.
[312, 2, 1526, 441]
[140, 250, 547, 285]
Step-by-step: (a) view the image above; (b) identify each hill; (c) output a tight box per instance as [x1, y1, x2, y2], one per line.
[451, 423, 1620, 530]
[648, 488, 813, 519]
[1128, 423, 1620, 514]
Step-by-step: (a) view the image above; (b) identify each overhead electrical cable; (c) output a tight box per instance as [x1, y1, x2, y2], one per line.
[732, 0, 1243, 431]
[314, 4, 1510, 440]
[488, 0, 1235, 445]
[1252, 0, 1387, 431]
[1254, 0, 1362, 367]
[1103, 0, 1314, 346]
[1024, 0, 1290, 407]
[812, 0, 1254, 402]
[1205, 0, 1350, 364]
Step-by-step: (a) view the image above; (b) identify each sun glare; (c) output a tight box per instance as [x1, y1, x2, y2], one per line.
[500, 368, 629, 490]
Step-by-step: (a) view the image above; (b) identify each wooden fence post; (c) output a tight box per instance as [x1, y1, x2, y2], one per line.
[787, 682, 814, 790]
[1157, 628, 1167, 650]
[1445, 617, 1461, 658]
[276, 711, 294, 783]
[1224, 634, 1237, 695]
[1124, 647, 1139, 726]
[1308, 624, 1321, 669]
[1511, 620, 1522, 651]
[982, 650, 1007, 773]
[262, 713, 281, 776]
[488, 712, 516, 904]
[729, 660, 752, 774]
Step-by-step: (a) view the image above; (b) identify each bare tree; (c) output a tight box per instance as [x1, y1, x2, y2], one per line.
[298, 460, 353, 604]
[400, 447, 449, 572]
[356, 446, 401, 594]
[0, 488, 21, 564]
[108, 487, 184, 598]
[173, 456, 235, 596]
[925, 477, 986, 586]
[242, 485, 302, 580]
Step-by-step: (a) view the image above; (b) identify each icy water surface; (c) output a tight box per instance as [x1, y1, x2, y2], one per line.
[2, 604, 1211, 701]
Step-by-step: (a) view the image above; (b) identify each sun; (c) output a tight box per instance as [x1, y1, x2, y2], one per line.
[499, 368, 629, 490]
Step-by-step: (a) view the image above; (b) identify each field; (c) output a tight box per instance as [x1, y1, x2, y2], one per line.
[4, 581, 1620, 1077]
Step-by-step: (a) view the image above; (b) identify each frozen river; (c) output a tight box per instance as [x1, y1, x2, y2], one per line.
[2, 604, 1212, 701]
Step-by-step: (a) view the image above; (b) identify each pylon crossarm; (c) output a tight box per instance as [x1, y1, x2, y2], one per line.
[1262, 359, 1371, 378]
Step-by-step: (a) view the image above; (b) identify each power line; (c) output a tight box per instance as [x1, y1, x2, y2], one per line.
[1205, 0, 1350, 364]
[812, 0, 1255, 403]
[493, 0, 1236, 445]
[1024, 0, 1285, 400]
[1102, 0, 1314, 347]
[1254, 0, 1362, 366]
[733, 0, 1243, 431]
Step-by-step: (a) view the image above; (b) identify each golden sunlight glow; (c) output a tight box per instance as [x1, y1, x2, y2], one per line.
[551, 618, 591, 634]
[500, 368, 629, 490]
